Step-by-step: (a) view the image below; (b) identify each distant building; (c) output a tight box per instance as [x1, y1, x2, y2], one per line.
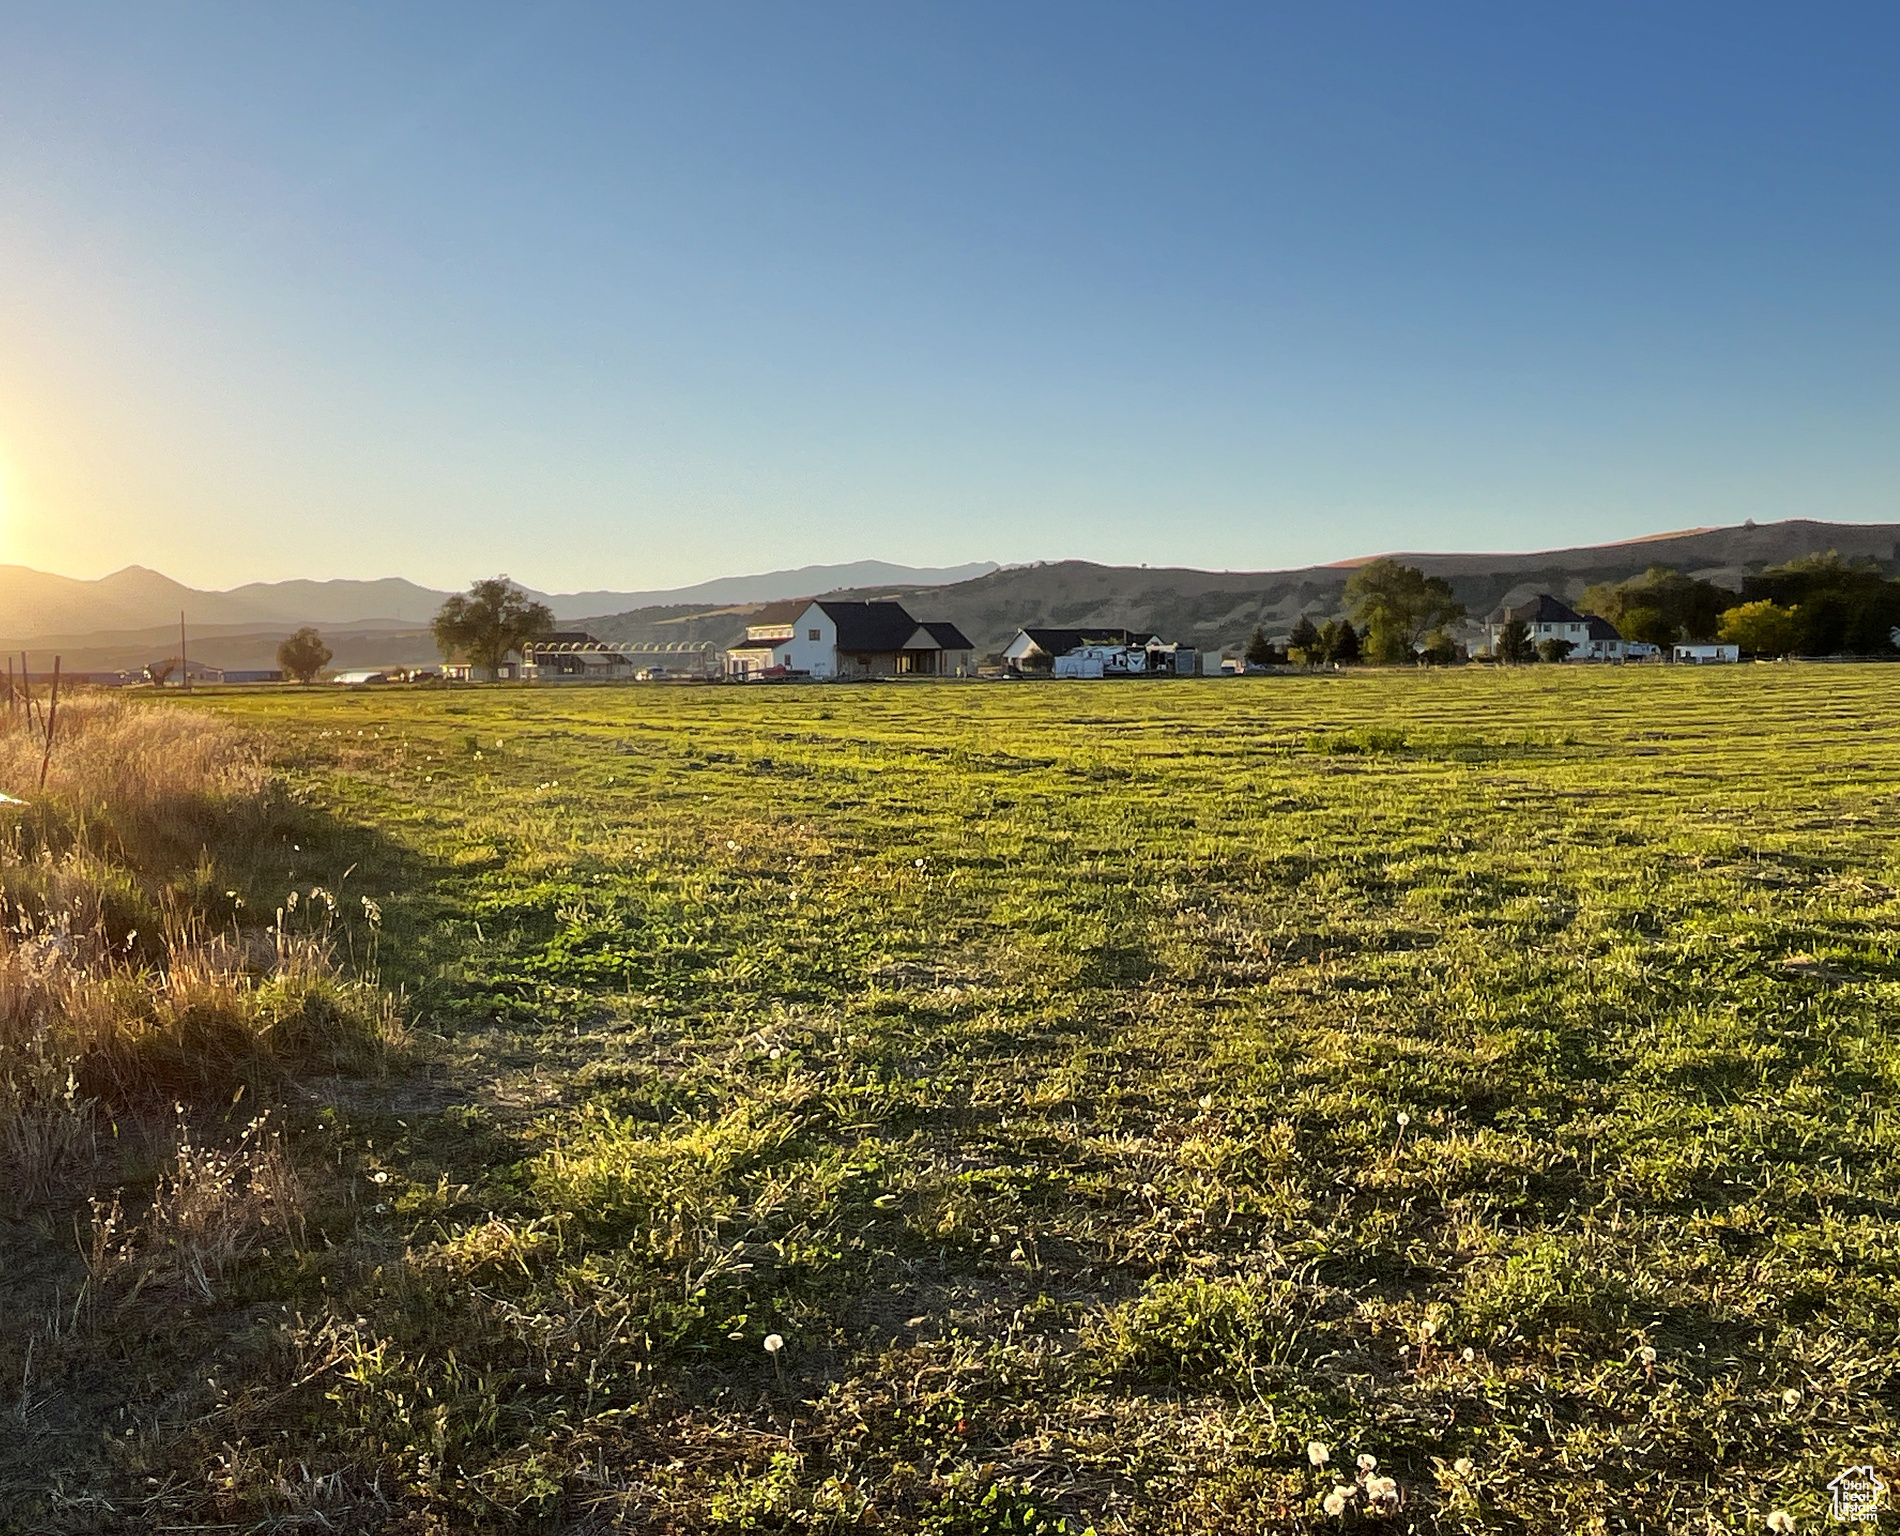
[1488, 594, 1590, 655]
[1002, 628, 1140, 671]
[1488, 595, 1629, 659]
[1672, 643, 1740, 664]
[725, 601, 974, 680]
[330, 669, 392, 685]
[521, 632, 636, 681]
[1005, 627, 1199, 678]
[143, 659, 226, 686]
[1575, 615, 1628, 662]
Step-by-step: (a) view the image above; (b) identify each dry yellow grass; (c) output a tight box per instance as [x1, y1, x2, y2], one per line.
[0, 693, 392, 1205]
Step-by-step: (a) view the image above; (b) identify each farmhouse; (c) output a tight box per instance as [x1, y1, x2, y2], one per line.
[1489, 594, 1589, 653]
[725, 601, 975, 680]
[1487, 594, 1628, 659]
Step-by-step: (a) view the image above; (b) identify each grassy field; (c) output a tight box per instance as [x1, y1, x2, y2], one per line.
[5, 666, 1899, 1533]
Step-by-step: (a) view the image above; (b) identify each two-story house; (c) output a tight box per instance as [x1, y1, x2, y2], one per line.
[725, 600, 975, 680]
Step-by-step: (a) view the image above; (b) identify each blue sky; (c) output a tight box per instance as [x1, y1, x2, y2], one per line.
[2, 3, 1896, 591]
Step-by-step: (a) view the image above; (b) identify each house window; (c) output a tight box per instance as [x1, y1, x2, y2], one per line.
[808, 629, 820, 641]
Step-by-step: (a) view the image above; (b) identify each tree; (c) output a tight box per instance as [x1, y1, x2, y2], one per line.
[1318, 619, 1362, 665]
[1286, 616, 1324, 667]
[1717, 600, 1797, 657]
[1614, 605, 1674, 647]
[1580, 566, 1736, 643]
[1244, 627, 1276, 667]
[1420, 629, 1459, 666]
[144, 659, 176, 687]
[278, 626, 333, 684]
[1496, 618, 1534, 664]
[1536, 637, 1576, 664]
[1344, 558, 1465, 663]
[1737, 552, 1900, 655]
[431, 576, 554, 677]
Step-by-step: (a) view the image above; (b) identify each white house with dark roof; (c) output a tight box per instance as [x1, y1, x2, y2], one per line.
[1489, 594, 1627, 660]
[725, 601, 974, 680]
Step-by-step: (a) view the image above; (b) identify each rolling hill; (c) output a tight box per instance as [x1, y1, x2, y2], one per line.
[5, 521, 1896, 669]
[582, 519, 1900, 659]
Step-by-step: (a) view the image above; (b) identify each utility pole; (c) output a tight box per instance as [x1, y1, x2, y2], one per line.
[180, 610, 189, 692]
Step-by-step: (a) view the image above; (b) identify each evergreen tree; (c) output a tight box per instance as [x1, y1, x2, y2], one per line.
[1286, 615, 1323, 667]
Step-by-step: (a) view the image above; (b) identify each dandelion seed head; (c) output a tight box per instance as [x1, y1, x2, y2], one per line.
[1638, 1345, 1658, 1366]
[763, 1333, 784, 1354]
[1462, 1346, 1476, 1363]
[1307, 1440, 1330, 1467]
[1453, 1457, 1475, 1478]
[1322, 1491, 1349, 1517]
[1781, 1388, 1801, 1408]
[1357, 1453, 1377, 1472]
[1766, 1512, 1797, 1534]
[1396, 1111, 1410, 1127]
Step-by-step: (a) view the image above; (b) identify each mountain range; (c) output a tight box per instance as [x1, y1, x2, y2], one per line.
[4, 521, 1896, 671]
[0, 559, 1000, 641]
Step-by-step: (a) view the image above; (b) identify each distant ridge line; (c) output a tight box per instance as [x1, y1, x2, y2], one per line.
[1318, 525, 1724, 569]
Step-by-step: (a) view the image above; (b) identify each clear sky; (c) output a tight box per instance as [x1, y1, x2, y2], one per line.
[2, 3, 1897, 592]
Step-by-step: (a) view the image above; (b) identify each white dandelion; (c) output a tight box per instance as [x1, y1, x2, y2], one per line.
[1307, 1440, 1330, 1467]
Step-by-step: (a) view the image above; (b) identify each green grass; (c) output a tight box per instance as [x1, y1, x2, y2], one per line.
[11, 666, 1900, 1532]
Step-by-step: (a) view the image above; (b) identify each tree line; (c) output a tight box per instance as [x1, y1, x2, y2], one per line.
[1247, 558, 1465, 668]
[1245, 550, 1900, 667]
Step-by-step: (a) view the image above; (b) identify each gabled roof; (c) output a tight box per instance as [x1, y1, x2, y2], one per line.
[1584, 614, 1622, 642]
[920, 620, 974, 650]
[1012, 626, 1138, 656]
[1502, 593, 1585, 625]
[748, 600, 811, 627]
[816, 600, 922, 652]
